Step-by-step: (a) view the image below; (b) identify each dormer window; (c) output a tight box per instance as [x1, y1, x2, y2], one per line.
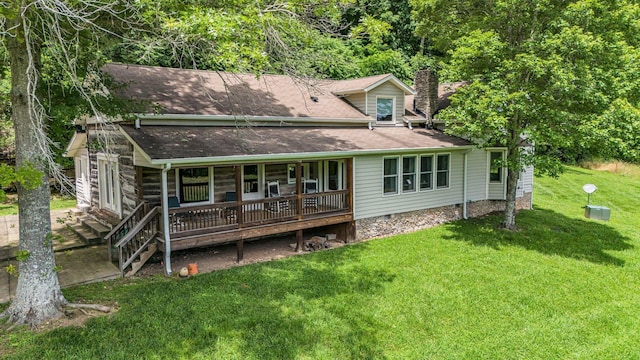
[376, 97, 395, 122]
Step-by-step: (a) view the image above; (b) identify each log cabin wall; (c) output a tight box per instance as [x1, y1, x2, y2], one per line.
[86, 123, 138, 222]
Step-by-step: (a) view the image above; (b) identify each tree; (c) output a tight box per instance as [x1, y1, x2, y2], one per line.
[0, 0, 131, 327]
[410, 0, 640, 229]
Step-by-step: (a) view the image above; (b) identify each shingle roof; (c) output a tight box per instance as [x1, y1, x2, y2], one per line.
[330, 74, 415, 95]
[120, 124, 472, 162]
[103, 63, 368, 119]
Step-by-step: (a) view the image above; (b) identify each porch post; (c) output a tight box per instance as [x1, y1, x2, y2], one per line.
[347, 158, 354, 213]
[234, 165, 244, 263]
[235, 165, 243, 227]
[236, 239, 244, 263]
[296, 162, 303, 220]
[161, 164, 173, 276]
[295, 229, 303, 252]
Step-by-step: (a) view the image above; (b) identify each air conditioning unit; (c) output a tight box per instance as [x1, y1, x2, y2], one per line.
[584, 205, 610, 221]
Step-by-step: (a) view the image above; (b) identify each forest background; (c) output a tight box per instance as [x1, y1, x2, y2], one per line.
[1, 0, 636, 171]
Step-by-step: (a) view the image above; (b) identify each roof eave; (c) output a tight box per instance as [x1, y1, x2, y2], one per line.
[63, 132, 87, 158]
[145, 145, 475, 167]
[135, 114, 374, 126]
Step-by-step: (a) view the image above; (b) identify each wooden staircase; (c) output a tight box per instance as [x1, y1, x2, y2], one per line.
[104, 202, 161, 277]
[127, 243, 157, 277]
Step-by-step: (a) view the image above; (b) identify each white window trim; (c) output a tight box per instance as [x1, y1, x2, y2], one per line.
[436, 153, 451, 190]
[488, 151, 505, 184]
[175, 166, 215, 206]
[287, 163, 310, 184]
[401, 155, 417, 193]
[382, 156, 399, 196]
[324, 160, 344, 191]
[375, 96, 396, 123]
[96, 153, 121, 216]
[242, 164, 264, 201]
[419, 154, 435, 192]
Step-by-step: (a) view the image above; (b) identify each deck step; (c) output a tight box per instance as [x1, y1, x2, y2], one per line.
[69, 223, 103, 245]
[80, 218, 111, 238]
[126, 243, 157, 277]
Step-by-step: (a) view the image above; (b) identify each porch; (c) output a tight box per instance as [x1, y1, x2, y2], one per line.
[109, 159, 354, 276]
[164, 189, 353, 251]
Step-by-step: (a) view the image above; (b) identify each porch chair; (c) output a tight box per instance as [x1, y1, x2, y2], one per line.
[303, 178, 318, 208]
[167, 196, 182, 229]
[224, 192, 238, 221]
[267, 180, 289, 212]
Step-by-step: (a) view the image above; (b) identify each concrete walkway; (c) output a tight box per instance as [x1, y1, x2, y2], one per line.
[0, 209, 120, 304]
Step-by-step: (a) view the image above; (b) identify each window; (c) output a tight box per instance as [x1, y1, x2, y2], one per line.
[420, 155, 434, 191]
[179, 167, 209, 203]
[402, 156, 416, 192]
[376, 97, 394, 122]
[243, 165, 259, 195]
[97, 153, 120, 215]
[489, 151, 503, 183]
[287, 163, 309, 184]
[436, 154, 450, 188]
[383, 157, 398, 195]
[326, 160, 343, 191]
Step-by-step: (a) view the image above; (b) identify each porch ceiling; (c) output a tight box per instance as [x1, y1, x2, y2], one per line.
[120, 124, 472, 163]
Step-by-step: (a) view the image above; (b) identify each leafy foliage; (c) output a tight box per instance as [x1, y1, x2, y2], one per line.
[410, 0, 640, 226]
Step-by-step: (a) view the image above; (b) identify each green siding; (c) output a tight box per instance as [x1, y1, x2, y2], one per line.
[345, 93, 366, 114]
[466, 149, 488, 202]
[367, 83, 406, 125]
[354, 152, 465, 220]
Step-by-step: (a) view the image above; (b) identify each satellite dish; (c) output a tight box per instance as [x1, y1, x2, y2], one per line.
[583, 184, 597, 205]
[583, 184, 597, 194]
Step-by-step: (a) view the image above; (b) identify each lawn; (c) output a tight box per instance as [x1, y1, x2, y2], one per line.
[2, 165, 640, 359]
[0, 195, 76, 216]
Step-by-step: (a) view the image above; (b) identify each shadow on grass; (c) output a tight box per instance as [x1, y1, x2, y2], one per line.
[442, 208, 632, 267]
[563, 167, 594, 176]
[6, 242, 394, 359]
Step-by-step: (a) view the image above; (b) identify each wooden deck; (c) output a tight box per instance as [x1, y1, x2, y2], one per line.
[161, 190, 353, 251]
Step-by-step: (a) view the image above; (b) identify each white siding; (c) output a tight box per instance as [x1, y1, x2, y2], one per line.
[344, 93, 366, 114]
[74, 148, 90, 207]
[354, 152, 465, 220]
[466, 148, 487, 202]
[518, 165, 534, 196]
[367, 83, 406, 125]
[487, 150, 506, 200]
[488, 182, 506, 200]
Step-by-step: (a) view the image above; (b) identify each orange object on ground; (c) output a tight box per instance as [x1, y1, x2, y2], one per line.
[188, 263, 198, 275]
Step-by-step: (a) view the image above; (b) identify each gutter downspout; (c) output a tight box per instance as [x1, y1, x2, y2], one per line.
[162, 163, 172, 276]
[463, 151, 468, 219]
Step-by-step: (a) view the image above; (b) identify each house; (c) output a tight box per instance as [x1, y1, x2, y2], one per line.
[64, 63, 533, 276]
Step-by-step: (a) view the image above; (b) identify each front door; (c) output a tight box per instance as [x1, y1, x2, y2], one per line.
[242, 164, 264, 201]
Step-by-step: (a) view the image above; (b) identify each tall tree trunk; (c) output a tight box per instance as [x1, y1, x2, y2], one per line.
[501, 167, 519, 230]
[3, 16, 66, 327]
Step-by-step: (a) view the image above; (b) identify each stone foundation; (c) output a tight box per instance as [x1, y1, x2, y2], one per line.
[355, 192, 533, 241]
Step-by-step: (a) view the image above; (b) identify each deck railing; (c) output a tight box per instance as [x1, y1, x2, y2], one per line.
[113, 206, 161, 276]
[167, 190, 350, 239]
[105, 201, 149, 262]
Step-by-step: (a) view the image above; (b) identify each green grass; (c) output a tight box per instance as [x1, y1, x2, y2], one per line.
[0, 195, 76, 216]
[2, 165, 640, 359]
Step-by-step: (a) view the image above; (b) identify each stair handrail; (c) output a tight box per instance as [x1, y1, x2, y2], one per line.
[114, 206, 160, 248]
[105, 201, 148, 262]
[104, 201, 148, 241]
[116, 206, 161, 275]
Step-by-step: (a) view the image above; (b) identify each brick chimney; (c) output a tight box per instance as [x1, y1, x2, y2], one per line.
[414, 68, 439, 125]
